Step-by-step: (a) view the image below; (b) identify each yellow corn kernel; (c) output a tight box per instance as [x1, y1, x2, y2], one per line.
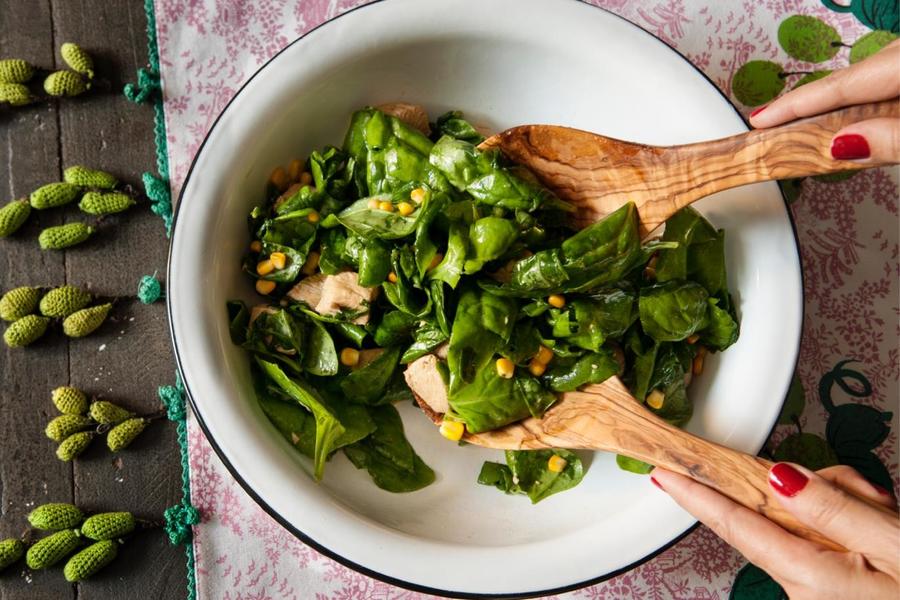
[547, 454, 567, 473]
[288, 159, 303, 182]
[528, 359, 547, 377]
[269, 166, 289, 191]
[692, 346, 707, 376]
[340, 347, 360, 367]
[397, 201, 414, 216]
[428, 253, 443, 271]
[269, 252, 287, 270]
[249, 240, 262, 253]
[255, 279, 276, 295]
[646, 389, 665, 410]
[367, 198, 380, 209]
[410, 187, 426, 204]
[439, 420, 465, 441]
[547, 294, 566, 309]
[378, 201, 394, 212]
[300, 171, 313, 186]
[387, 271, 398, 284]
[301, 251, 320, 276]
[256, 259, 275, 276]
[495, 357, 515, 379]
[535, 345, 554, 365]
[307, 210, 320, 223]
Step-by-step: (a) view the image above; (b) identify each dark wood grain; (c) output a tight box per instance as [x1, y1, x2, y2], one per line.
[482, 101, 899, 234]
[1, 1, 186, 598]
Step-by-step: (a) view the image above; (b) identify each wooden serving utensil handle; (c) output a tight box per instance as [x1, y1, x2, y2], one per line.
[665, 100, 899, 207]
[535, 379, 896, 552]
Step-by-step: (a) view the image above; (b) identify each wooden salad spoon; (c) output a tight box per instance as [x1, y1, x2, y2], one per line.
[479, 100, 899, 235]
[413, 377, 895, 552]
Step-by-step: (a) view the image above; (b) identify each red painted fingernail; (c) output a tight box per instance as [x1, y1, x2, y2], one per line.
[650, 476, 664, 491]
[769, 463, 809, 497]
[749, 105, 767, 118]
[831, 134, 870, 160]
[872, 483, 894, 498]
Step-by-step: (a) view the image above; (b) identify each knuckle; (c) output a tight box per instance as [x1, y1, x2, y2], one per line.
[804, 487, 852, 530]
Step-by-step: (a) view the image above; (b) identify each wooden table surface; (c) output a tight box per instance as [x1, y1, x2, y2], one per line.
[1, 2, 187, 598]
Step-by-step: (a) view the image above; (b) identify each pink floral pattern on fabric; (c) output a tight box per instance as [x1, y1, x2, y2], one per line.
[155, 1, 899, 597]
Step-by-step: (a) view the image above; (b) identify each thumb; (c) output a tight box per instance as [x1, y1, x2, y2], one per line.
[830, 117, 900, 163]
[768, 463, 899, 573]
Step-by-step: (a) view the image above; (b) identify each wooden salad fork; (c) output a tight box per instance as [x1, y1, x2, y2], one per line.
[417, 103, 900, 551]
[414, 377, 895, 552]
[480, 100, 899, 235]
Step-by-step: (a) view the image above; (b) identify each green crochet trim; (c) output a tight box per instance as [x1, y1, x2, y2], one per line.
[129, 0, 175, 237]
[158, 374, 197, 600]
[136, 0, 196, 596]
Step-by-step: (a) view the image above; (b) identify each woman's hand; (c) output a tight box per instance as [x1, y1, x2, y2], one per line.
[749, 39, 900, 163]
[652, 464, 899, 600]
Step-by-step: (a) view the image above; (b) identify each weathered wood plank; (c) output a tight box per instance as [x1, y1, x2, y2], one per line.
[1, 0, 186, 598]
[0, 0, 73, 598]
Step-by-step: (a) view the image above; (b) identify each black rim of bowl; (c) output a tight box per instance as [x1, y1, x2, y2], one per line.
[166, 0, 804, 597]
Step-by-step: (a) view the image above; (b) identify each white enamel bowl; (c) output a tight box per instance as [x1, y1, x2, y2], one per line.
[168, 0, 802, 596]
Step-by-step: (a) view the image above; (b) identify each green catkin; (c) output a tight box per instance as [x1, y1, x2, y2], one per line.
[0, 538, 25, 571]
[3, 314, 50, 347]
[0, 82, 31, 106]
[27, 503, 84, 531]
[79, 191, 135, 216]
[0, 59, 34, 84]
[29, 182, 82, 210]
[0, 199, 32, 237]
[88, 401, 133, 425]
[57, 431, 93, 461]
[80, 512, 135, 541]
[62, 303, 111, 337]
[51, 386, 89, 415]
[106, 418, 147, 452]
[25, 529, 80, 569]
[40, 285, 92, 318]
[45, 414, 94, 442]
[0, 286, 41, 321]
[60, 43, 94, 79]
[63, 166, 117, 190]
[63, 540, 117, 582]
[39, 223, 94, 250]
[43, 70, 88, 97]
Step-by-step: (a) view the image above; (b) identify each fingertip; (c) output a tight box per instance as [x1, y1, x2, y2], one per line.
[768, 462, 812, 498]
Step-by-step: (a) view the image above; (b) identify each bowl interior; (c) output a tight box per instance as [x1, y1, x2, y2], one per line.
[169, 0, 802, 595]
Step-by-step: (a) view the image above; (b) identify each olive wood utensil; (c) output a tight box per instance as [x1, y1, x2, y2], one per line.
[413, 376, 896, 552]
[479, 100, 899, 235]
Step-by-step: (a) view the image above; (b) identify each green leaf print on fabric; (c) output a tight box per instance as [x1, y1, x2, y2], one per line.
[792, 70, 831, 89]
[777, 372, 806, 424]
[773, 433, 839, 470]
[729, 563, 787, 600]
[822, 0, 899, 33]
[778, 15, 842, 62]
[850, 30, 899, 62]
[732, 61, 786, 106]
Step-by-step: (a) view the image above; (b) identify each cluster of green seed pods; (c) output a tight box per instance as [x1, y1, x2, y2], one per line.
[0, 502, 143, 581]
[0, 164, 136, 246]
[44, 386, 155, 460]
[43, 43, 94, 99]
[0, 58, 35, 107]
[0, 285, 113, 347]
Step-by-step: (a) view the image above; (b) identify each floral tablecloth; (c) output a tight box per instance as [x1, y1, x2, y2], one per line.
[151, 0, 899, 597]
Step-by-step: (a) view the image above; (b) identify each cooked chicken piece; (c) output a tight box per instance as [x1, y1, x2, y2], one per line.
[315, 272, 378, 324]
[377, 102, 431, 136]
[249, 305, 276, 325]
[286, 273, 327, 307]
[286, 272, 377, 325]
[404, 354, 449, 415]
[433, 342, 449, 360]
